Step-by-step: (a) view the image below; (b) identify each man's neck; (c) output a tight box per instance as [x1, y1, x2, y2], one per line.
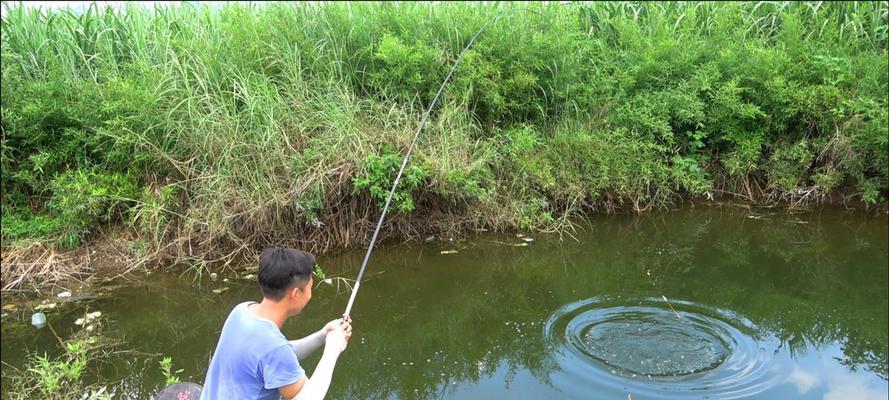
[249, 299, 288, 328]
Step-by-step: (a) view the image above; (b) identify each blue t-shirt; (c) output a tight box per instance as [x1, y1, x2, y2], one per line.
[201, 302, 305, 400]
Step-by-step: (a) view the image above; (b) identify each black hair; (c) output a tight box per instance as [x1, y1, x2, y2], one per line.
[258, 248, 315, 300]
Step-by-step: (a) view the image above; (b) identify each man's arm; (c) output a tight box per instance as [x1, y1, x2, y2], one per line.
[289, 318, 350, 360]
[278, 376, 308, 399]
[289, 330, 326, 360]
[279, 327, 349, 400]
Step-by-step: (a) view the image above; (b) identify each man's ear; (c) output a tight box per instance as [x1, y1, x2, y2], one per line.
[289, 285, 301, 300]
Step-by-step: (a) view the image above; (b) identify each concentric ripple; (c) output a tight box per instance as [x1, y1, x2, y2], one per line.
[544, 297, 788, 399]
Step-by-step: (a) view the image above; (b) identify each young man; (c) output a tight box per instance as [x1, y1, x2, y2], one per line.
[200, 248, 352, 400]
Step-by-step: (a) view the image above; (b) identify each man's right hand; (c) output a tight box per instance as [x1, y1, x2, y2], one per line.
[325, 321, 351, 353]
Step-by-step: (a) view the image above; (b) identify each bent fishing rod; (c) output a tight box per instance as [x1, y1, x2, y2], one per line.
[342, 9, 535, 319]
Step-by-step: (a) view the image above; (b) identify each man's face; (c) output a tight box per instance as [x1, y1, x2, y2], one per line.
[288, 276, 313, 316]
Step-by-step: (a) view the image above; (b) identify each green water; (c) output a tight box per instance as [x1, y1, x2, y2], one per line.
[2, 206, 887, 399]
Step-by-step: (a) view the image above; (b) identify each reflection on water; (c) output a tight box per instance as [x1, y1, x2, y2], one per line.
[1, 206, 887, 399]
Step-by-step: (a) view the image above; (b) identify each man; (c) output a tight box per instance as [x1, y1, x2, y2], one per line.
[200, 248, 352, 400]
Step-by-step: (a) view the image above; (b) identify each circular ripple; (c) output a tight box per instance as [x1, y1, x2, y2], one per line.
[545, 297, 787, 399]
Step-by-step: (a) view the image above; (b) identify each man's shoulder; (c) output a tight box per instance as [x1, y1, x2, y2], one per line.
[222, 303, 286, 345]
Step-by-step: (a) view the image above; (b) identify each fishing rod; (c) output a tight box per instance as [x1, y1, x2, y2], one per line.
[343, 8, 536, 318]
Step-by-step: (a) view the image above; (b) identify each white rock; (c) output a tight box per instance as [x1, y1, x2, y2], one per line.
[57, 291, 72, 298]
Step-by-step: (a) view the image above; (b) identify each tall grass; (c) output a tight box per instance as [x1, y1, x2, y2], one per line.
[1, 1, 887, 286]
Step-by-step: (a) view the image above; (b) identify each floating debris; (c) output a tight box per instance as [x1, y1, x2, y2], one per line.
[75, 311, 103, 327]
[34, 302, 57, 311]
[425, 236, 435, 242]
[516, 233, 525, 238]
[57, 291, 72, 298]
[31, 312, 47, 329]
[210, 273, 218, 281]
[520, 237, 534, 242]
[440, 250, 459, 255]
[243, 274, 255, 280]
[212, 287, 229, 294]
[513, 242, 529, 247]
[69, 293, 97, 302]
[1, 304, 16, 311]
[1, 312, 7, 318]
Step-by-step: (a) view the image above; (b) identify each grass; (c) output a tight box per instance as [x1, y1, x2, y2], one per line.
[1, 316, 116, 400]
[1, 1, 887, 288]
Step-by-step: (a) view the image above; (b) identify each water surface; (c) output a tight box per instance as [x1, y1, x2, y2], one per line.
[2, 206, 887, 399]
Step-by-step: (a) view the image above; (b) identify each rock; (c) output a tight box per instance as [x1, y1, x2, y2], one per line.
[85, 324, 95, 333]
[75, 318, 85, 326]
[87, 311, 102, 319]
[57, 291, 72, 298]
[210, 273, 218, 281]
[243, 274, 255, 280]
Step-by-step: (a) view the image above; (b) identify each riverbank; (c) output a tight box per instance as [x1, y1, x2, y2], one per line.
[2, 2, 887, 290]
[2, 200, 886, 293]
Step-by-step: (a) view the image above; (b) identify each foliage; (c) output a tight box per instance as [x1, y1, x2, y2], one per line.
[353, 145, 429, 213]
[158, 356, 183, 387]
[4, 337, 113, 400]
[1, 1, 886, 258]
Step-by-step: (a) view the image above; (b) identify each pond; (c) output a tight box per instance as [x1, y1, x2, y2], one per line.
[2, 205, 887, 399]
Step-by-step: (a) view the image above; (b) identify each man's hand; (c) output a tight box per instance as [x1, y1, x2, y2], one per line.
[325, 323, 350, 353]
[321, 316, 352, 338]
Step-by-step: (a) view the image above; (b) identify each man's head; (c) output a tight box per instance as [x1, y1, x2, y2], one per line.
[258, 248, 314, 315]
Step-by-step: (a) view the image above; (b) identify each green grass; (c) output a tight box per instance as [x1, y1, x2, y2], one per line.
[1, 2, 887, 265]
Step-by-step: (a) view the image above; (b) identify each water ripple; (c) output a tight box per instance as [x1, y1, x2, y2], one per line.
[544, 297, 788, 399]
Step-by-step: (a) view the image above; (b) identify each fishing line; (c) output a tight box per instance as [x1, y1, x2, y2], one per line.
[646, 269, 682, 320]
[343, 8, 537, 318]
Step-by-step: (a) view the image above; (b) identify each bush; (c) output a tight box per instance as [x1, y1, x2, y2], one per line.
[46, 170, 140, 248]
[1, 1, 886, 256]
[353, 145, 429, 213]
